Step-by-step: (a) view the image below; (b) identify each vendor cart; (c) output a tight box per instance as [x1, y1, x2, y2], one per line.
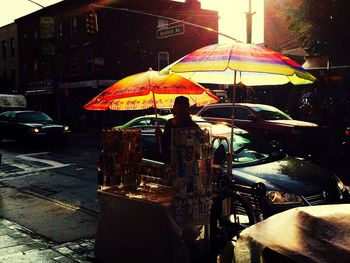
[94, 127, 255, 263]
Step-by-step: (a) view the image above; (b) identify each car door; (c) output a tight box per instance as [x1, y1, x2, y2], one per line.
[234, 106, 264, 135]
[0, 111, 15, 139]
[198, 106, 232, 124]
[0, 112, 9, 139]
[7, 112, 21, 139]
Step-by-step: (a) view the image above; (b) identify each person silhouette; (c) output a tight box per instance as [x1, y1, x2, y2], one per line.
[156, 96, 200, 163]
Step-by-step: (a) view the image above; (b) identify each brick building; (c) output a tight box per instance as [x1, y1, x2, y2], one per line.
[12, 0, 218, 126]
[0, 23, 19, 94]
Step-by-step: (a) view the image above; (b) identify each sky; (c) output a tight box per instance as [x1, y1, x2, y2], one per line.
[0, 0, 264, 44]
[0, 0, 62, 26]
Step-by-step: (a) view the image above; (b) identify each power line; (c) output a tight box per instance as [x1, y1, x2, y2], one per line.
[27, 0, 45, 9]
[278, 32, 305, 51]
[90, 4, 241, 43]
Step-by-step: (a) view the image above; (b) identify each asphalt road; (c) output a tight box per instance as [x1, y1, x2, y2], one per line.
[0, 130, 102, 243]
[0, 128, 349, 248]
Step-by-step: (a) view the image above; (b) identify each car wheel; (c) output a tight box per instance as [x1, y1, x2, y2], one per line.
[209, 192, 256, 258]
[270, 138, 282, 149]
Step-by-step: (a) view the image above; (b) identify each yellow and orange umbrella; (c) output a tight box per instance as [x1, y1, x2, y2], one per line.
[83, 68, 219, 111]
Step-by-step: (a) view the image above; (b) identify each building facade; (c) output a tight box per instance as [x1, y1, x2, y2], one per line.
[12, 0, 218, 126]
[0, 23, 19, 94]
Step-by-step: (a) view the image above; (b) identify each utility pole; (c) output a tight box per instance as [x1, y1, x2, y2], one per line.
[246, 0, 256, 44]
[27, 0, 61, 121]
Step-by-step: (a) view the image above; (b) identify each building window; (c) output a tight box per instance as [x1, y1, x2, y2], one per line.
[2, 40, 7, 59]
[158, 18, 169, 29]
[57, 54, 63, 75]
[71, 49, 78, 74]
[22, 63, 28, 82]
[10, 38, 15, 57]
[58, 21, 63, 37]
[85, 48, 93, 73]
[70, 17, 77, 37]
[11, 69, 16, 88]
[158, 51, 169, 70]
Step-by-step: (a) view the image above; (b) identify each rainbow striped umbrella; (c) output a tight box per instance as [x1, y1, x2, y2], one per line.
[160, 42, 316, 86]
[160, 42, 316, 175]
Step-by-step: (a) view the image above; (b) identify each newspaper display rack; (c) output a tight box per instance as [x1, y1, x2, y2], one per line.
[95, 127, 213, 262]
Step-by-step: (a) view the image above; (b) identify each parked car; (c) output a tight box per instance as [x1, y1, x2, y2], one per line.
[98, 116, 350, 220]
[0, 94, 27, 113]
[196, 103, 324, 159]
[112, 114, 229, 134]
[0, 110, 70, 144]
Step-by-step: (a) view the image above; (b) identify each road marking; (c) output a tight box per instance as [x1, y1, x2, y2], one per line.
[0, 152, 73, 177]
[17, 152, 73, 169]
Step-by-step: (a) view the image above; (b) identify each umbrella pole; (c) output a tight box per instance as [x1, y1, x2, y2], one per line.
[228, 71, 237, 179]
[152, 92, 162, 154]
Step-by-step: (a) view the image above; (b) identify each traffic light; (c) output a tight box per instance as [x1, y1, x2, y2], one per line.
[86, 9, 98, 34]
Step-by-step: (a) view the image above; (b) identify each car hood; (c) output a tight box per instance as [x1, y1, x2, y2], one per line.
[266, 119, 318, 127]
[234, 156, 336, 195]
[20, 122, 62, 128]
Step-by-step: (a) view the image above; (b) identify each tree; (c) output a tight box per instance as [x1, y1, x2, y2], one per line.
[281, 0, 350, 64]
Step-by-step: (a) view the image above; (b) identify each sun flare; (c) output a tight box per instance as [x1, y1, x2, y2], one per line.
[200, 0, 264, 44]
[173, 0, 264, 44]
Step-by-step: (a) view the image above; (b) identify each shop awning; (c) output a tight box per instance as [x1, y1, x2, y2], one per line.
[0, 94, 27, 109]
[302, 56, 350, 70]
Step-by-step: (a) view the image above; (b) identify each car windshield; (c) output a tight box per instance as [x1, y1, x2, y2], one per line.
[252, 105, 291, 120]
[16, 111, 53, 123]
[119, 114, 226, 132]
[212, 130, 286, 167]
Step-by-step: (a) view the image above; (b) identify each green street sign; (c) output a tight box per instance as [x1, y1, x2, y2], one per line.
[157, 25, 185, 39]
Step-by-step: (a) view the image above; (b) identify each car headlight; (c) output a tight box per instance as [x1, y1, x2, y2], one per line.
[266, 190, 303, 205]
[335, 176, 349, 193]
[64, 125, 70, 132]
[30, 127, 41, 133]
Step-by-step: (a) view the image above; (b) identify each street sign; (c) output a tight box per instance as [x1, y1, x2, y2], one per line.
[157, 25, 185, 39]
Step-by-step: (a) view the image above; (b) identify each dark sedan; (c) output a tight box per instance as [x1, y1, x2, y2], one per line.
[0, 110, 70, 144]
[196, 103, 324, 159]
[97, 119, 350, 220]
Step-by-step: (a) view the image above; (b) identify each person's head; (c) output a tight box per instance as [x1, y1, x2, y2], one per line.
[172, 96, 190, 119]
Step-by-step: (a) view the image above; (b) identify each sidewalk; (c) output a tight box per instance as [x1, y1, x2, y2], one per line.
[0, 217, 95, 262]
[0, 131, 100, 262]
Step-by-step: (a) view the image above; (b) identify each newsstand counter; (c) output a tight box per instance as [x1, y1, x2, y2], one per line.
[94, 186, 190, 263]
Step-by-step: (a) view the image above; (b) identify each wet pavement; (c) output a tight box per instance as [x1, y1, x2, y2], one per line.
[0, 130, 101, 262]
[0, 127, 349, 262]
[0, 217, 95, 262]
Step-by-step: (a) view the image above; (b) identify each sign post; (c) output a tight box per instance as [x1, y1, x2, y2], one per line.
[157, 24, 185, 39]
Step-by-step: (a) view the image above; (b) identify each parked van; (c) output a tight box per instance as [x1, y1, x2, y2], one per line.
[0, 94, 27, 112]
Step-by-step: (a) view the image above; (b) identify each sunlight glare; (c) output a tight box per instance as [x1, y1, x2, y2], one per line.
[201, 0, 264, 44]
[173, 0, 264, 44]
